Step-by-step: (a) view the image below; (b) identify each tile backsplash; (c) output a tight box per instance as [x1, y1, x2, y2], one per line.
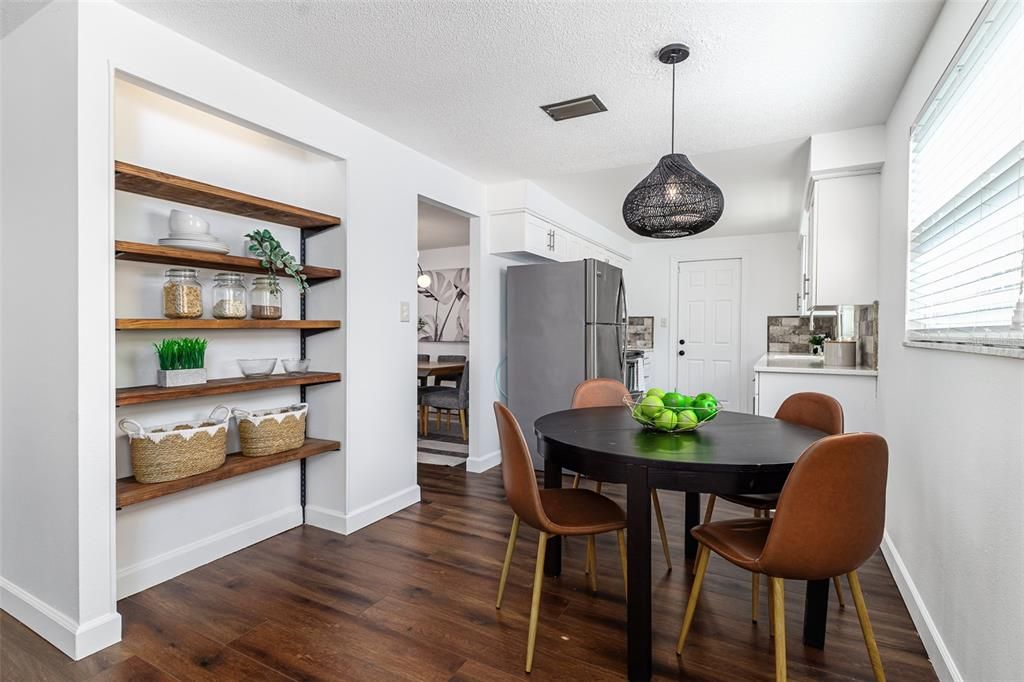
[855, 303, 879, 369]
[766, 302, 879, 369]
[767, 316, 836, 355]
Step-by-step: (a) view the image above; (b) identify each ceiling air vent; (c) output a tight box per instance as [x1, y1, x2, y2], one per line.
[540, 95, 607, 122]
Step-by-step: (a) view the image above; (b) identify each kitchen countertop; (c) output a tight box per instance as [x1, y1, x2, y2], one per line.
[754, 353, 878, 377]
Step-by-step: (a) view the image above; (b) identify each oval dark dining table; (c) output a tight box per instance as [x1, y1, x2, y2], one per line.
[535, 407, 829, 681]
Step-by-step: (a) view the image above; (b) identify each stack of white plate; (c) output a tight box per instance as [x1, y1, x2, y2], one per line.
[159, 209, 230, 254]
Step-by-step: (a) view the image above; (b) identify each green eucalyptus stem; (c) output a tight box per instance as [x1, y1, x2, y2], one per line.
[244, 228, 310, 297]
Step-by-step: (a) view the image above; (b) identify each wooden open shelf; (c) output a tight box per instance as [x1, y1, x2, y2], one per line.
[116, 371, 341, 406]
[116, 438, 340, 507]
[116, 318, 341, 332]
[114, 161, 342, 231]
[115, 241, 341, 283]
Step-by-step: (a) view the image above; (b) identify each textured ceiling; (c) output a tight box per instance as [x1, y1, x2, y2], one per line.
[536, 137, 810, 242]
[418, 201, 470, 250]
[116, 0, 941, 183]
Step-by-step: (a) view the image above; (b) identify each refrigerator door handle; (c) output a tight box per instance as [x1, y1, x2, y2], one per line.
[617, 276, 627, 381]
[586, 324, 596, 379]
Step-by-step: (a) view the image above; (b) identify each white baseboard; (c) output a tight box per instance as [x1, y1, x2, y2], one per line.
[0, 578, 121, 660]
[880, 531, 961, 682]
[116, 506, 302, 599]
[466, 448, 501, 473]
[305, 484, 420, 535]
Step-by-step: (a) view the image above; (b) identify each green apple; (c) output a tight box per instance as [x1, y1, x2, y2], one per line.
[676, 409, 699, 430]
[693, 398, 718, 421]
[645, 387, 666, 399]
[655, 409, 678, 431]
[694, 392, 716, 403]
[631, 403, 650, 423]
[661, 391, 686, 411]
[678, 394, 695, 409]
[640, 395, 665, 419]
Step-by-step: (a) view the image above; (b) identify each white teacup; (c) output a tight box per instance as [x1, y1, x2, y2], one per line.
[169, 209, 210, 235]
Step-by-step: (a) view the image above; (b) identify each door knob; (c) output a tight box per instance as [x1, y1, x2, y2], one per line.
[678, 350, 685, 356]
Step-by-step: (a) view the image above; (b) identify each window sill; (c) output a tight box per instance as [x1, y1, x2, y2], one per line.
[903, 339, 1024, 360]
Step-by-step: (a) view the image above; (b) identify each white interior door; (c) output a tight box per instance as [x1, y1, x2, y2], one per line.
[675, 259, 741, 409]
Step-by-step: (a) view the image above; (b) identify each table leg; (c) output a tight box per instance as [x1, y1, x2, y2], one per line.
[684, 492, 700, 559]
[542, 458, 562, 577]
[626, 465, 652, 681]
[803, 579, 830, 649]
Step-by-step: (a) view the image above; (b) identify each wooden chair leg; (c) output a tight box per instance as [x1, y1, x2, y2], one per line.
[446, 409, 452, 432]
[703, 494, 717, 524]
[847, 570, 886, 682]
[616, 529, 628, 595]
[526, 531, 549, 673]
[833, 575, 846, 608]
[752, 572, 760, 623]
[676, 544, 710, 654]
[496, 515, 520, 609]
[459, 409, 468, 441]
[595, 481, 603, 494]
[572, 473, 582, 489]
[651, 489, 672, 571]
[768, 575, 775, 636]
[771, 577, 787, 681]
[692, 495, 718, 575]
[435, 408, 441, 431]
[586, 535, 598, 592]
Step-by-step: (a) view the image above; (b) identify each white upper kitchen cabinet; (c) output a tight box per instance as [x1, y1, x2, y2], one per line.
[805, 172, 880, 308]
[489, 209, 628, 266]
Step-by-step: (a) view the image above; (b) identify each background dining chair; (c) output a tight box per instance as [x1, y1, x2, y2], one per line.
[418, 353, 430, 387]
[493, 402, 628, 673]
[435, 354, 467, 388]
[422, 362, 470, 440]
[677, 432, 888, 682]
[571, 378, 673, 572]
[700, 392, 845, 619]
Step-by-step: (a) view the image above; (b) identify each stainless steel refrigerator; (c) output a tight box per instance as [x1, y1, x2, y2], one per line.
[506, 259, 627, 468]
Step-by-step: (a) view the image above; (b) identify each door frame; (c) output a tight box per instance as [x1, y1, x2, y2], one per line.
[668, 256, 747, 413]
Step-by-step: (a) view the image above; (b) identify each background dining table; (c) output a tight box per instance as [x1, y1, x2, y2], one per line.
[417, 360, 464, 379]
[535, 407, 829, 682]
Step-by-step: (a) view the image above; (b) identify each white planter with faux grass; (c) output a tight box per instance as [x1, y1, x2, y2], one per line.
[154, 337, 209, 387]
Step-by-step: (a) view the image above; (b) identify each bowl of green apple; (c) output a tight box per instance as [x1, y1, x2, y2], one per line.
[623, 388, 719, 433]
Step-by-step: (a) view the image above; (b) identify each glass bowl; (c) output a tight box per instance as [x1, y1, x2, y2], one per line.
[622, 393, 717, 433]
[282, 358, 311, 374]
[237, 358, 277, 377]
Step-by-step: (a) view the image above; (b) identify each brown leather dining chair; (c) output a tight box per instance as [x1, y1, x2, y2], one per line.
[677, 432, 888, 682]
[700, 392, 846, 620]
[570, 378, 673, 572]
[493, 402, 628, 673]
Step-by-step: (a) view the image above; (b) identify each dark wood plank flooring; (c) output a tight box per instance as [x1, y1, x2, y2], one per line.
[1, 464, 936, 680]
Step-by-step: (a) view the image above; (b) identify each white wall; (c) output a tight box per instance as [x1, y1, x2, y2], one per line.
[875, 2, 1024, 679]
[0, 2, 123, 659]
[627, 232, 800, 411]
[1, 0, 492, 659]
[417, 245, 470, 360]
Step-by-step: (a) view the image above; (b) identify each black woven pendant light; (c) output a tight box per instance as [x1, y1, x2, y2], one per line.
[623, 44, 724, 239]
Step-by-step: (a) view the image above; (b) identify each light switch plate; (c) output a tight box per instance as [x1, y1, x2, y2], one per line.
[400, 301, 411, 322]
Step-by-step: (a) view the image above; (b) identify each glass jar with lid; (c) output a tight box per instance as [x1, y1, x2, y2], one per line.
[250, 276, 283, 319]
[211, 273, 247, 319]
[162, 268, 203, 319]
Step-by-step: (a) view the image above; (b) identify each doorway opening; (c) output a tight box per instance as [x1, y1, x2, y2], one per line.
[416, 198, 471, 468]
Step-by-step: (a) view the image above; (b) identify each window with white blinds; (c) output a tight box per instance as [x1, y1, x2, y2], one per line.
[907, 0, 1024, 352]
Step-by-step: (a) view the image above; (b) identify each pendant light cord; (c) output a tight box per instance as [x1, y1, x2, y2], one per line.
[671, 61, 676, 154]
